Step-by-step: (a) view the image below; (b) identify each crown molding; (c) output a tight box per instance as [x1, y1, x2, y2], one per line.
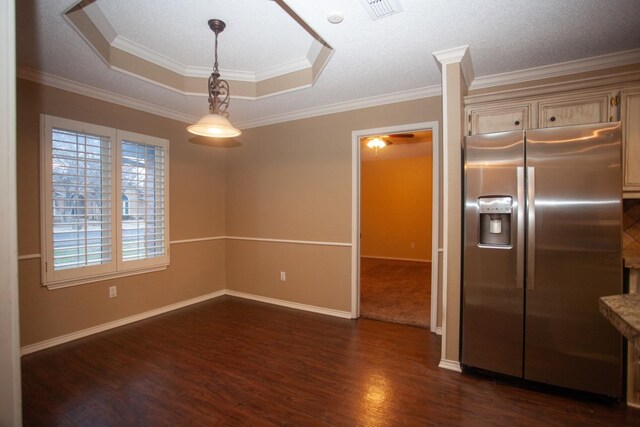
[465, 69, 640, 105]
[470, 48, 640, 90]
[19, 47, 640, 132]
[17, 67, 439, 132]
[235, 85, 442, 129]
[17, 67, 197, 124]
[432, 45, 474, 87]
[112, 35, 205, 78]
[433, 45, 469, 65]
[113, 34, 315, 83]
[183, 65, 255, 81]
[254, 54, 312, 82]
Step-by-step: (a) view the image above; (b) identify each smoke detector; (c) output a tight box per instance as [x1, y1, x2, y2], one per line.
[359, 0, 403, 20]
[327, 11, 344, 24]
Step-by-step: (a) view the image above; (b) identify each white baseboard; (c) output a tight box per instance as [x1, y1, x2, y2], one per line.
[20, 290, 226, 356]
[21, 289, 355, 356]
[361, 256, 431, 263]
[225, 290, 353, 319]
[438, 359, 462, 372]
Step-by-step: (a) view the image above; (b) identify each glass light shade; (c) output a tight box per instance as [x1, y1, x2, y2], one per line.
[187, 113, 242, 138]
[366, 137, 386, 149]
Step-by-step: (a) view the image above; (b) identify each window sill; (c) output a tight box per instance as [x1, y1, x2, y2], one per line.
[43, 265, 168, 290]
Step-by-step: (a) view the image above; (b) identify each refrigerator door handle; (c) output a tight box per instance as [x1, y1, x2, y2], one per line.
[516, 167, 525, 289]
[527, 166, 536, 290]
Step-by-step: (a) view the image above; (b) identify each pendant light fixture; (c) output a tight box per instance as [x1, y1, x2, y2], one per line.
[187, 19, 241, 138]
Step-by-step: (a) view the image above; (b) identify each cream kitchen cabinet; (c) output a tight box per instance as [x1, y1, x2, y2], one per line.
[621, 87, 640, 195]
[468, 103, 530, 135]
[466, 102, 530, 136]
[465, 88, 617, 136]
[538, 92, 611, 128]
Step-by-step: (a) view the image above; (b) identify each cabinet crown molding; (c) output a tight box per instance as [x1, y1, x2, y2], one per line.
[470, 48, 640, 92]
[465, 70, 640, 106]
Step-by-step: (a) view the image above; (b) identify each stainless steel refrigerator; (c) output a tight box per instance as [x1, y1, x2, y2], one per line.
[462, 122, 623, 398]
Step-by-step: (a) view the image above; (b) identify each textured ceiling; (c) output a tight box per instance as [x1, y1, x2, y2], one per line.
[96, 0, 312, 72]
[16, 0, 640, 129]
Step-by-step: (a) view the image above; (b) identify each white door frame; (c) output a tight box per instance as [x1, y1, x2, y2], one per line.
[0, 0, 21, 425]
[351, 121, 440, 333]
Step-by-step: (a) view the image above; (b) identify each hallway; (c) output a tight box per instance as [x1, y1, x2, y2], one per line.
[360, 257, 431, 328]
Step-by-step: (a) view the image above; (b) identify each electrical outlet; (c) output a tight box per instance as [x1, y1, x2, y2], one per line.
[109, 286, 117, 298]
[410, 242, 416, 249]
[280, 271, 286, 282]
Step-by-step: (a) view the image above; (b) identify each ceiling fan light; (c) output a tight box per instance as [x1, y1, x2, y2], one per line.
[366, 137, 386, 149]
[187, 113, 242, 137]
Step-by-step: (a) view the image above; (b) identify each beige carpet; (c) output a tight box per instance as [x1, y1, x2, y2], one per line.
[360, 257, 431, 328]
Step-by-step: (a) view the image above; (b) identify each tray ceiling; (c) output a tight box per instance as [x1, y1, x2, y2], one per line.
[65, 0, 333, 98]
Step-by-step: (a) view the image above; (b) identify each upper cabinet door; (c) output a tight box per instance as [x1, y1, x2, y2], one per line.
[621, 88, 640, 193]
[538, 93, 611, 128]
[468, 104, 530, 136]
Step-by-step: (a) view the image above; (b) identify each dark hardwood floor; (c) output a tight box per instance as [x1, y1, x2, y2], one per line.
[22, 296, 640, 426]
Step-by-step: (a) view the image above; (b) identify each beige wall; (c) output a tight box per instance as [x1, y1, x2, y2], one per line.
[225, 97, 442, 311]
[17, 79, 227, 346]
[226, 240, 352, 311]
[16, 79, 443, 346]
[361, 156, 433, 261]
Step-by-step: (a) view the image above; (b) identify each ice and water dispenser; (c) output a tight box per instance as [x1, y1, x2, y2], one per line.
[477, 196, 512, 247]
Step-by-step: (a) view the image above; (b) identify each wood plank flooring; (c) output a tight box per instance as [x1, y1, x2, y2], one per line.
[22, 296, 640, 426]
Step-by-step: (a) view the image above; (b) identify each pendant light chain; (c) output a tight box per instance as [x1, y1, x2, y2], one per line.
[187, 18, 241, 138]
[213, 30, 219, 77]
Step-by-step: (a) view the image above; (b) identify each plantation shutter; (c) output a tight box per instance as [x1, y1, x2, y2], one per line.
[50, 128, 112, 270]
[42, 115, 118, 286]
[119, 135, 168, 267]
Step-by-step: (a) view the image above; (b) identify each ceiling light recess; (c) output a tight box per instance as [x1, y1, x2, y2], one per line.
[359, 0, 403, 20]
[187, 19, 241, 138]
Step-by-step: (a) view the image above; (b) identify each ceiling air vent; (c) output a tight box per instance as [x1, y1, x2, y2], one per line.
[359, 0, 403, 20]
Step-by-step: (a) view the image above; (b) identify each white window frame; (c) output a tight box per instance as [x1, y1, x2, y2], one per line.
[40, 115, 170, 289]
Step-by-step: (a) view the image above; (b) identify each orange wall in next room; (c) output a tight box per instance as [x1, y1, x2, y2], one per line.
[361, 155, 433, 261]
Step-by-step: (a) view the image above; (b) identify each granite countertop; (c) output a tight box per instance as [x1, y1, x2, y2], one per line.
[600, 294, 640, 352]
[624, 249, 640, 269]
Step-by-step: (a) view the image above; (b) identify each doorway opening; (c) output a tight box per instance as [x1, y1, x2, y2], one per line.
[351, 122, 440, 332]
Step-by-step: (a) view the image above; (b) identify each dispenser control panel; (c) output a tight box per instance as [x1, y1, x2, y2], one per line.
[478, 197, 513, 214]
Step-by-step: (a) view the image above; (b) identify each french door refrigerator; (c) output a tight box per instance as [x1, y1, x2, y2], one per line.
[462, 122, 623, 398]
